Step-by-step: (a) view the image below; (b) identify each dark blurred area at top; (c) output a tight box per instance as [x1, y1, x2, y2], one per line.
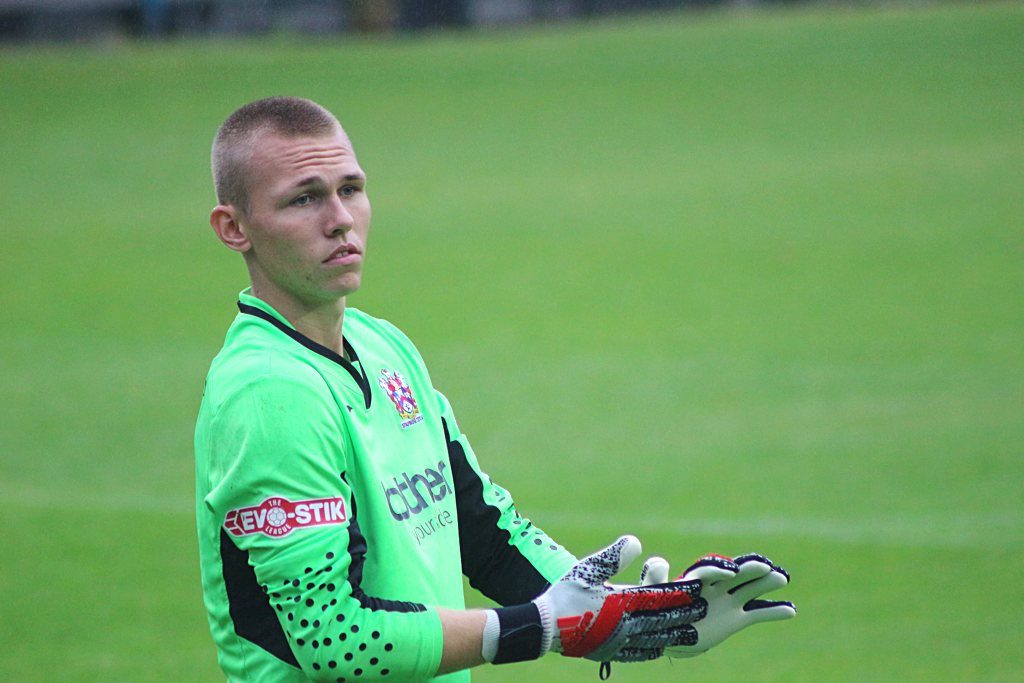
[0, 0, 805, 43]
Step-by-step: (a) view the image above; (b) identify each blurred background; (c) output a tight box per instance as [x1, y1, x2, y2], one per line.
[4, 0, 850, 42]
[1, 0, 1021, 681]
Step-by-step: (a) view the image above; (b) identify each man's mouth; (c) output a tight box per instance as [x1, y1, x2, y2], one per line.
[324, 244, 361, 263]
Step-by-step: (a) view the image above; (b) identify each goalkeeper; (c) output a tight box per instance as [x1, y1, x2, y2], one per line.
[195, 97, 795, 682]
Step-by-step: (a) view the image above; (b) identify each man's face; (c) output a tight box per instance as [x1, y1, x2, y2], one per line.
[235, 127, 370, 312]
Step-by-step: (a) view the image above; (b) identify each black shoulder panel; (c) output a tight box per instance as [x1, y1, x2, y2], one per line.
[443, 418, 551, 605]
[219, 529, 301, 668]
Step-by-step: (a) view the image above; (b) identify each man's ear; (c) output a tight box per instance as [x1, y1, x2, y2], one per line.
[210, 204, 251, 253]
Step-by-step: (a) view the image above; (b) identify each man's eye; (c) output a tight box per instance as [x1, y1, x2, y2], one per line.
[340, 185, 358, 198]
[292, 194, 315, 206]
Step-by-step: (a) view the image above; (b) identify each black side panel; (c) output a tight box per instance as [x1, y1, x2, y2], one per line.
[443, 418, 551, 605]
[344, 493, 427, 613]
[220, 530, 300, 668]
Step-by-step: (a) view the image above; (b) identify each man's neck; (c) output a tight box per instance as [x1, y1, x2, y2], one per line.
[250, 285, 347, 356]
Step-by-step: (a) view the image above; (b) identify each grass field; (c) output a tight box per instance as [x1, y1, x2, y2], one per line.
[1, 1, 1022, 680]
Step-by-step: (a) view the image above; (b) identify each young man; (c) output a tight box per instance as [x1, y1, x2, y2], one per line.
[195, 97, 794, 682]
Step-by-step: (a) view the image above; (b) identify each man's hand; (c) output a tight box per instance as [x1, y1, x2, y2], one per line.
[640, 552, 796, 657]
[533, 535, 708, 663]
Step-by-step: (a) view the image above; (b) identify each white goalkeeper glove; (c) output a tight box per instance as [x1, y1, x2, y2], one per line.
[482, 535, 709, 665]
[640, 552, 796, 657]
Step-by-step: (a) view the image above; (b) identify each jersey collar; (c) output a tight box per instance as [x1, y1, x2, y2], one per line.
[236, 290, 372, 409]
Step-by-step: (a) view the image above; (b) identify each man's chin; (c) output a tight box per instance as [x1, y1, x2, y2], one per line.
[329, 275, 362, 299]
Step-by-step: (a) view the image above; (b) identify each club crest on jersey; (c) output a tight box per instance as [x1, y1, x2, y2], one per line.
[378, 368, 424, 428]
[224, 496, 346, 538]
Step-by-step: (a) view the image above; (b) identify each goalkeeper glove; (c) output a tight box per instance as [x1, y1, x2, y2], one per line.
[482, 535, 709, 664]
[640, 552, 796, 657]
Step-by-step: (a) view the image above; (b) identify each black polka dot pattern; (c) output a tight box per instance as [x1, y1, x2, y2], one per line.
[269, 547, 396, 679]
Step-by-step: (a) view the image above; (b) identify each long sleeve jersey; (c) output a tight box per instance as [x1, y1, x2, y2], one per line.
[195, 291, 577, 682]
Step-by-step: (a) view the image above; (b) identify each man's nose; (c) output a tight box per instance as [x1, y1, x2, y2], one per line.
[326, 194, 354, 235]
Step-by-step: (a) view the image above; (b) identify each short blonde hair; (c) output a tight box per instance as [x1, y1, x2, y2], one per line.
[211, 96, 340, 210]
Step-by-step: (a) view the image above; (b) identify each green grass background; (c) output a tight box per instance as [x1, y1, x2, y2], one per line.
[1, 1, 1021, 680]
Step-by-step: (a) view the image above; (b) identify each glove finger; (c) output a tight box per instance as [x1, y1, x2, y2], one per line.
[729, 566, 789, 602]
[620, 599, 708, 633]
[680, 555, 740, 586]
[720, 555, 773, 592]
[606, 582, 703, 634]
[571, 535, 642, 586]
[681, 564, 739, 586]
[611, 647, 663, 663]
[657, 600, 709, 627]
[620, 577, 702, 597]
[625, 623, 698, 649]
[640, 556, 669, 586]
[664, 645, 704, 659]
[733, 553, 790, 581]
[742, 599, 797, 623]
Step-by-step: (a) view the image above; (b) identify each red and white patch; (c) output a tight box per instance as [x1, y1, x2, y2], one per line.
[378, 368, 424, 428]
[224, 496, 347, 538]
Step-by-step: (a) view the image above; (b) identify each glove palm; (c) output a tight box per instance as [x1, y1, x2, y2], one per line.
[640, 552, 796, 657]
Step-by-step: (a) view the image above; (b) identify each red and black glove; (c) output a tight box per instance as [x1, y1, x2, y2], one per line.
[481, 535, 711, 664]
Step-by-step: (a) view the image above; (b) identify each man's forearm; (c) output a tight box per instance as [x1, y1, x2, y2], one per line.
[436, 608, 487, 674]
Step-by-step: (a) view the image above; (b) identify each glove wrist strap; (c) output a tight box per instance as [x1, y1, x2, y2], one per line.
[484, 603, 546, 664]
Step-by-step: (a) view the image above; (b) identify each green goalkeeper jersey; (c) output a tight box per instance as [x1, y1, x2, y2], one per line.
[195, 290, 576, 682]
